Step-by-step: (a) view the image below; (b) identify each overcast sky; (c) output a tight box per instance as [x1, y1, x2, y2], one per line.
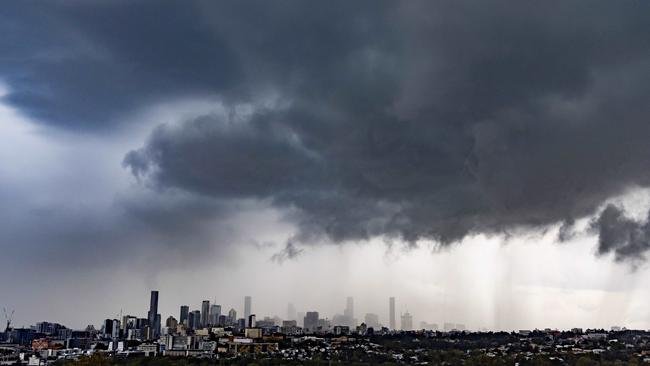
[3, 1, 650, 331]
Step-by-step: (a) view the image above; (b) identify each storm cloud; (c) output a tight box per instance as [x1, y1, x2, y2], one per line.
[592, 205, 650, 263]
[3, 1, 650, 263]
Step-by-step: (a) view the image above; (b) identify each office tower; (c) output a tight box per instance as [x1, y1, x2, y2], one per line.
[304, 311, 319, 333]
[188, 312, 196, 330]
[111, 319, 120, 338]
[124, 316, 137, 332]
[165, 316, 178, 328]
[344, 296, 354, 326]
[191, 310, 201, 329]
[248, 314, 256, 328]
[210, 304, 221, 326]
[218, 315, 226, 326]
[228, 308, 237, 325]
[103, 319, 114, 338]
[244, 296, 252, 321]
[287, 303, 296, 321]
[401, 312, 413, 331]
[179, 305, 189, 325]
[389, 297, 396, 330]
[297, 312, 305, 327]
[147, 290, 160, 339]
[201, 300, 210, 327]
[364, 313, 380, 329]
[155, 314, 161, 335]
[237, 318, 246, 331]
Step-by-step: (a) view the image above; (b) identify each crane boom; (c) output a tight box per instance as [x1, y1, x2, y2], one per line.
[2, 307, 14, 332]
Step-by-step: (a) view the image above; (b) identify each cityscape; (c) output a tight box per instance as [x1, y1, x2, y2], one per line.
[5, 0, 650, 365]
[2, 290, 650, 365]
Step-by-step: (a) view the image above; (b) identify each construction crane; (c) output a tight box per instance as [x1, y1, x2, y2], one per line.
[2, 307, 14, 332]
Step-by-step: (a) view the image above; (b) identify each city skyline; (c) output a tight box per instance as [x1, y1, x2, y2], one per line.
[2, 288, 637, 337]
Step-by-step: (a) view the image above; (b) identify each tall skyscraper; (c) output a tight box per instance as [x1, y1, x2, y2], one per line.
[304, 311, 319, 333]
[201, 300, 210, 328]
[103, 319, 114, 338]
[287, 303, 296, 321]
[210, 304, 221, 326]
[389, 297, 396, 330]
[191, 310, 201, 330]
[188, 312, 195, 330]
[228, 308, 237, 325]
[179, 305, 189, 325]
[165, 316, 178, 329]
[401, 311, 413, 331]
[364, 313, 380, 329]
[244, 296, 252, 321]
[147, 290, 160, 339]
[344, 296, 354, 326]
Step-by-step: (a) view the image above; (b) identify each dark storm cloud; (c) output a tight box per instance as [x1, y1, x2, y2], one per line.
[592, 205, 650, 263]
[0, 1, 239, 129]
[3, 1, 650, 260]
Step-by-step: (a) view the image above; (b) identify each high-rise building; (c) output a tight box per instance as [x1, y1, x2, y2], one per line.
[228, 308, 237, 325]
[364, 313, 380, 329]
[244, 296, 252, 321]
[179, 305, 189, 326]
[248, 314, 256, 328]
[304, 311, 319, 333]
[103, 319, 114, 338]
[287, 303, 296, 321]
[201, 300, 210, 328]
[344, 296, 354, 326]
[389, 297, 396, 330]
[147, 291, 160, 339]
[188, 312, 196, 330]
[191, 310, 201, 329]
[209, 304, 221, 326]
[165, 316, 178, 328]
[401, 312, 413, 331]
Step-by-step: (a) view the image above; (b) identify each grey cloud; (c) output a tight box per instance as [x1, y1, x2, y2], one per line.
[271, 241, 304, 263]
[3, 1, 650, 260]
[592, 205, 650, 263]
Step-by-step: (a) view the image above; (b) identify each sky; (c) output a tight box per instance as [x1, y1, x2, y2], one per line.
[2, 0, 650, 331]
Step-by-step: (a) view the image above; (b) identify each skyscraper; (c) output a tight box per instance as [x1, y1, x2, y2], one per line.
[304, 311, 319, 333]
[201, 300, 210, 328]
[165, 316, 178, 328]
[228, 308, 237, 325]
[191, 310, 201, 329]
[364, 313, 380, 329]
[147, 290, 160, 339]
[210, 304, 221, 326]
[188, 311, 195, 330]
[244, 296, 252, 321]
[389, 297, 395, 330]
[287, 303, 296, 321]
[179, 305, 189, 326]
[344, 296, 354, 326]
[401, 311, 413, 331]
